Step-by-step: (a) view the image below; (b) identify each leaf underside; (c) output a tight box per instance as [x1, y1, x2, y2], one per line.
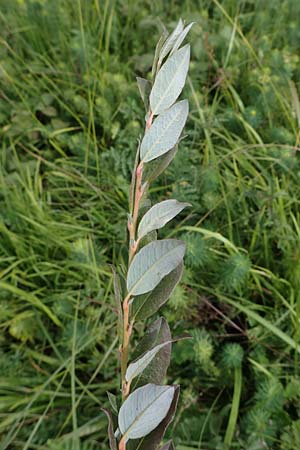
[140, 100, 189, 163]
[137, 199, 190, 240]
[150, 44, 190, 115]
[127, 386, 180, 450]
[132, 317, 172, 388]
[118, 384, 175, 440]
[132, 262, 183, 321]
[158, 18, 184, 65]
[127, 239, 185, 296]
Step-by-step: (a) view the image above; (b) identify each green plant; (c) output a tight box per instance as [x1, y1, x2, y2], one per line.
[103, 19, 193, 450]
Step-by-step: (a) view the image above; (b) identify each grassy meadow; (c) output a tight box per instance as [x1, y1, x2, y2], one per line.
[1, 0, 300, 449]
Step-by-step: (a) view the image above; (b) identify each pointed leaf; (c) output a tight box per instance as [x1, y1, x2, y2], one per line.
[126, 334, 189, 384]
[136, 77, 152, 111]
[132, 317, 171, 386]
[111, 265, 123, 344]
[118, 384, 175, 440]
[102, 408, 118, 450]
[160, 440, 175, 450]
[130, 143, 141, 213]
[127, 239, 186, 296]
[159, 19, 184, 65]
[144, 144, 178, 182]
[107, 391, 119, 415]
[132, 262, 183, 321]
[150, 45, 190, 115]
[126, 341, 172, 384]
[170, 22, 195, 55]
[129, 386, 180, 450]
[138, 199, 190, 239]
[140, 100, 189, 163]
[152, 27, 169, 78]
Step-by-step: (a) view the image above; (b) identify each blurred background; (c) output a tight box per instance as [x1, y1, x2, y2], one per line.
[1, 1, 300, 449]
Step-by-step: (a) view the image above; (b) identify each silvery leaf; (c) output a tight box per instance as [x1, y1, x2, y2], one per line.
[140, 100, 189, 163]
[126, 341, 172, 383]
[170, 22, 195, 55]
[150, 45, 190, 115]
[132, 317, 172, 387]
[127, 239, 186, 296]
[118, 384, 175, 440]
[138, 199, 191, 239]
[128, 386, 180, 450]
[126, 333, 189, 384]
[158, 18, 184, 65]
[132, 263, 183, 321]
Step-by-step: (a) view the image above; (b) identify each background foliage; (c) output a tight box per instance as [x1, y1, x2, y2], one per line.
[1, 0, 300, 449]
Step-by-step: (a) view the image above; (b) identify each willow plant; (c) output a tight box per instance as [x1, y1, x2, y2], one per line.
[103, 19, 193, 450]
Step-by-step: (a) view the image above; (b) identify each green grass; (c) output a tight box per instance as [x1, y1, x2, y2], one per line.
[1, 0, 300, 449]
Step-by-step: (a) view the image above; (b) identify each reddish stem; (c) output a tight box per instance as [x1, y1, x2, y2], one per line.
[146, 111, 154, 130]
[128, 162, 144, 264]
[119, 437, 126, 450]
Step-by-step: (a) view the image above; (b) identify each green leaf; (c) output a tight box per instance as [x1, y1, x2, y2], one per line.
[158, 19, 184, 65]
[132, 317, 171, 386]
[126, 341, 172, 384]
[150, 45, 190, 115]
[136, 77, 152, 111]
[107, 392, 119, 415]
[111, 265, 123, 344]
[118, 384, 175, 440]
[170, 22, 195, 55]
[138, 199, 190, 239]
[132, 262, 183, 321]
[127, 239, 186, 296]
[143, 144, 178, 182]
[140, 100, 189, 163]
[129, 386, 180, 450]
[102, 409, 118, 450]
[160, 440, 175, 450]
[126, 334, 189, 384]
[0, 280, 61, 327]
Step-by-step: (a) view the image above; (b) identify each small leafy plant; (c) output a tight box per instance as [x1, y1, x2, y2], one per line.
[103, 19, 193, 450]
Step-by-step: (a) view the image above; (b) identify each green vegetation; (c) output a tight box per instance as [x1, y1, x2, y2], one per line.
[1, 0, 300, 449]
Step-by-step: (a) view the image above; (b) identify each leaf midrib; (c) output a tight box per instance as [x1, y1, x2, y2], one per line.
[142, 105, 186, 162]
[128, 242, 184, 296]
[122, 386, 174, 439]
[152, 46, 189, 114]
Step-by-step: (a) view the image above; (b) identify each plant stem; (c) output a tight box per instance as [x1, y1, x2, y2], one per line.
[119, 437, 126, 450]
[224, 366, 242, 449]
[128, 161, 144, 264]
[120, 109, 154, 402]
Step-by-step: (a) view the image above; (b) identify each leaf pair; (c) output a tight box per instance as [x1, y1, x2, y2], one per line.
[139, 22, 192, 163]
[155, 18, 194, 77]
